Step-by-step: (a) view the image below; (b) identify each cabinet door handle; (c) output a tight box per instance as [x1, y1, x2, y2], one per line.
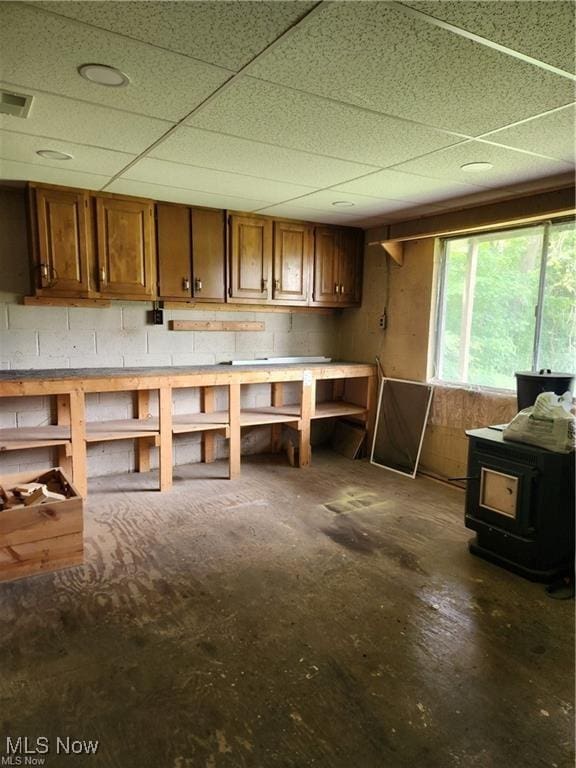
[100, 267, 106, 283]
[334, 283, 340, 294]
[194, 277, 202, 292]
[274, 278, 280, 290]
[340, 284, 345, 294]
[182, 277, 190, 291]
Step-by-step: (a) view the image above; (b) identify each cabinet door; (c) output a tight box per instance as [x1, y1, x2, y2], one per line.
[229, 215, 272, 301]
[157, 203, 192, 300]
[338, 228, 363, 306]
[35, 186, 91, 295]
[96, 197, 155, 298]
[272, 221, 312, 303]
[191, 208, 226, 302]
[312, 227, 339, 305]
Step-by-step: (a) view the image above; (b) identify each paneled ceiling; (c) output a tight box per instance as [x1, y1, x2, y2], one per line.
[0, 0, 574, 227]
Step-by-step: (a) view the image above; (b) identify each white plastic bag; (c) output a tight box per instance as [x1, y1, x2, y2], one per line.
[503, 391, 576, 453]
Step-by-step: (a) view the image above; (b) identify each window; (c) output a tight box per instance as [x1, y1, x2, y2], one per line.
[434, 219, 576, 390]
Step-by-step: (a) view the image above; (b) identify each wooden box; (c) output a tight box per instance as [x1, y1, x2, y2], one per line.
[0, 467, 83, 583]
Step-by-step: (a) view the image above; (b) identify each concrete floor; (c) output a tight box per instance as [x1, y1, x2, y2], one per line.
[0, 450, 573, 768]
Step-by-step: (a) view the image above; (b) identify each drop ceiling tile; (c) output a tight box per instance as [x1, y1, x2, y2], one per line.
[0, 130, 135, 175]
[332, 169, 486, 204]
[150, 126, 378, 187]
[478, 105, 576, 164]
[1, 4, 232, 122]
[0, 158, 110, 189]
[105, 178, 274, 211]
[247, 2, 574, 135]
[259, 190, 413, 217]
[188, 78, 464, 166]
[252, 203, 360, 226]
[30, 1, 316, 71]
[123, 158, 315, 203]
[0, 83, 173, 154]
[400, 1, 576, 74]
[391, 140, 573, 188]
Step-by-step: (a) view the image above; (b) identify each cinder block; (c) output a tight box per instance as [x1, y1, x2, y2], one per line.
[16, 409, 52, 428]
[40, 330, 96, 358]
[87, 446, 133, 477]
[172, 388, 201, 415]
[123, 354, 173, 368]
[259, 313, 291, 332]
[167, 309, 215, 322]
[0, 411, 17, 428]
[0, 330, 38, 356]
[1, 396, 47, 411]
[96, 330, 146, 355]
[8, 304, 68, 330]
[291, 313, 335, 333]
[174, 434, 202, 466]
[170, 353, 216, 366]
[194, 332, 235, 354]
[148, 329, 194, 355]
[121, 305, 149, 329]
[69, 306, 123, 330]
[69, 355, 124, 369]
[14, 355, 69, 370]
[273, 331, 310, 355]
[235, 331, 274, 354]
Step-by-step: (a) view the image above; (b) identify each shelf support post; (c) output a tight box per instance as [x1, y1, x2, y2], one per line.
[159, 387, 173, 491]
[68, 389, 87, 498]
[299, 372, 315, 468]
[229, 382, 241, 479]
[201, 386, 216, 464]
[135, 389, 152, 473]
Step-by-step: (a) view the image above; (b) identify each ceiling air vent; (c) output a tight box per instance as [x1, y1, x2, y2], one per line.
[0, 90, 33, 118]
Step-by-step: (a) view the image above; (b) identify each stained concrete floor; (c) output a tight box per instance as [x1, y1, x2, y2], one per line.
[0, 450, 573, 768]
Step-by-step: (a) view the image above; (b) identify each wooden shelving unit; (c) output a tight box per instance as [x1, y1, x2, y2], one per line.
[0, 363, 377, 498]
[0, 426, 71, 452]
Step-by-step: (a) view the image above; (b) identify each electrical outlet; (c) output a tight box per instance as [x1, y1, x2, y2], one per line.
[379, 313, 387, 330]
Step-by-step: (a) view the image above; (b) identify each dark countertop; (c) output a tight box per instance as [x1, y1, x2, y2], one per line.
[0, 361, 372, 381]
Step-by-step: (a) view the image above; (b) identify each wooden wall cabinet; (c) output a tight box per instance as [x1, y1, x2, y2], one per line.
[29, 185, 93, 296]
[95, 196, 156, 299]
[157, 204, 225, 302]
[229, 214, 272, 302]
[191, 208, 226, 302]
[312, 226, 363, 306]
[272, 221, 312, 304]
[27, 183, 362, 309]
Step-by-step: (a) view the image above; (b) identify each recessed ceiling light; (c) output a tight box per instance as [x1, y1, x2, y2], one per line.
[36, 149, 73, 160]
[460, 161, 494, 173]
[78, 63, 130, 87]
[331, 201, 355, 207]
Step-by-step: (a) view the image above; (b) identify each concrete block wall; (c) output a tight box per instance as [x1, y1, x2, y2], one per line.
[0, 187, 341, 478]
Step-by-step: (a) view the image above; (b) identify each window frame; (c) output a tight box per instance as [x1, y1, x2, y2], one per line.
[432, 217, 573, 391]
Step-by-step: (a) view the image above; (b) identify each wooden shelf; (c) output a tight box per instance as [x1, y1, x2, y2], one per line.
[0, 426, 71, 452]
[172, 413, 229, 437]
[240, 407, 301, 427]
[85, 419, 160, 443]
[312, 401, 367, 419]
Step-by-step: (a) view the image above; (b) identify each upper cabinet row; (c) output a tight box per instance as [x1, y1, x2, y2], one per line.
[27, 184, 363, 308]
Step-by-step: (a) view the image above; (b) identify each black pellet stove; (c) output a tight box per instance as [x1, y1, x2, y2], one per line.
[464, 428, 574, 581]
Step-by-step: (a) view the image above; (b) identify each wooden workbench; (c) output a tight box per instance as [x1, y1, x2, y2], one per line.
[0, 363, 377, 497]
